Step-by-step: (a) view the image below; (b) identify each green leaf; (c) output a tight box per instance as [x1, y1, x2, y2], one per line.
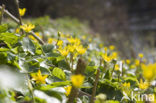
[0, 32, 19, 45]
[123, 76, 138, 87]
[85, 65, 97, 76]
[40, 90, 63, 102]
[35, 89, 62, 102]
[58, 60, 70, 70]
[104, 69, 112, 80]
[51, 81, 70, 87]
[0, 24, 8, 33]
[42, 44, 54, 53]
[97, 80, 123, 100]
[52, 67, 66, 80]
[0, 48, 9, 52]
[0, 52, 7, 64]
[22, 37, 36, 55]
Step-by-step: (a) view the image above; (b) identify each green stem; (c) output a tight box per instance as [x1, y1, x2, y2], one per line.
[26, 74, 35, 103]
[111, 63, 116, 77]
[65, 57, 71, 71]
[70, 53, 74, 72]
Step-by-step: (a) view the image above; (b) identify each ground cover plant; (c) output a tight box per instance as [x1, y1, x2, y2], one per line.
[0, 2, 156, 103]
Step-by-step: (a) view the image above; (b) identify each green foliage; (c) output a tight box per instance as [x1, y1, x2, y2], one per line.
[0, 16, 153, 103]
[52, 67, 66, 80]
[0, 24, 8, 33]
[0, 32, 19, 46]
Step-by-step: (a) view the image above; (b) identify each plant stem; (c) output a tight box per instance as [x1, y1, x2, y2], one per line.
[29, 31, 45, 45]
[26, 74, 35, 103]
[39, 25, 46, 42]
[67, 58, 86, 103]
[0, 6, 20, 24]
[67, 86, 79, 103]
[0, 4, 5, 24]
[55, 32, 60, 47]
[13, 0, 22, 25]
[90, 69, 100, 103]
[70, 53, 74, 72]
[111, 63, 116, 77]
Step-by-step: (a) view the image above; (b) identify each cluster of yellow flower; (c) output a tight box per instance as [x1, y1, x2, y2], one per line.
[20, 24, 35, 33]
[101, 46, 118, 62]
[17, 8, 36, 34]
[138, 79, 149, 90]
[125, 53, 145, 69]
[122, 82, 130, 88]
[56, 36, 87, 57]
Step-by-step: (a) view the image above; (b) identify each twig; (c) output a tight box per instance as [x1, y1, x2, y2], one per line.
[78, 90, 92, 98]
[68, 58, 86, 103]
[13, 0, 22, 25]
[90, 69, 100, 103]
[29, 31, 45, 45]
[68, 86, 78, 103]
[0, 6, 20, 24]
[39, 25, 46, 42]
[0, 4, 5, 24]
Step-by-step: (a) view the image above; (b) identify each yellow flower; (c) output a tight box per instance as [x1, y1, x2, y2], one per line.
[58, 48, 69, 57]
[67, 37, 81, 45]
[57, 40, 63, 46]
[66, 45, 76, 53]
[76, 45, 86, 55]
[28, 35, 36, 41]
[138, 53, 144, 58]
[19, 8, 26, 16]
[20, 24, 35, 32]
[64, 86, 72, 96]
[71, 74, 85, 88]
[126, 59, 131, 64]
[82, 35, 86, 40]
[15, 28, 20, 33]
[139, 79, 149, 90]
[31, 70, 48, 84]
[115, 64, 120, 71]
[48, 38, 53, 44]
[122, 82, 130, 88]
[73, 52, 78, 59]
[109, 45, 115, 50]
[102, 53, 112, 62]
[104, 47, 107, 52]
[130, 65, 136, 69]
[111, 52, 118, 60]
[35, 32, 42, 38]
[142, 63, 156, 81]
[135, 59, 140, 66]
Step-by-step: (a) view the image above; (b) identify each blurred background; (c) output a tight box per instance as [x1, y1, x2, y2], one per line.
[1, 0, 156, 60]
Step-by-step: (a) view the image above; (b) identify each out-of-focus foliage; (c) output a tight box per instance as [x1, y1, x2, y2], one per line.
[1, 14, 156, 103]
